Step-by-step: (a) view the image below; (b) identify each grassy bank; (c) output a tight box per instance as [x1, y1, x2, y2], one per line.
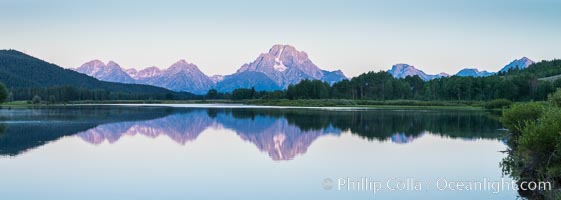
[0, 101, 40, 108]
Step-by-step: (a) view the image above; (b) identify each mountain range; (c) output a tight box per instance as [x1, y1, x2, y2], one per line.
[71, 44, 536, 94]
[75, 45, 348, 94]
[386, 57, 535, 80]
[76, 59, 214, 94]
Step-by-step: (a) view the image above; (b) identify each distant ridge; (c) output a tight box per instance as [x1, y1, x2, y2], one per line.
[387, 57, 534, 80]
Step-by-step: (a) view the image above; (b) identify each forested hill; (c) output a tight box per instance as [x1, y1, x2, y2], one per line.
[0, 50, 197, 100]
[503, 59, 561, 78]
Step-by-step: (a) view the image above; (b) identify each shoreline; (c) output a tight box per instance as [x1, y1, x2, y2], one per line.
[0, 99, 486, 111]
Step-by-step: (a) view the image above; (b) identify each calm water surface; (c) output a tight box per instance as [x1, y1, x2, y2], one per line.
[0, 105, 516, 199]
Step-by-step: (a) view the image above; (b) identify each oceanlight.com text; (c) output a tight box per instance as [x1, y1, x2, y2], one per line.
[322, 177, 552, 194]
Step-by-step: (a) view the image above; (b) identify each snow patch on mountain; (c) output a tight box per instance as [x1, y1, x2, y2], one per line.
[273, 46, 288, 72]
[210, 75, 224, 84]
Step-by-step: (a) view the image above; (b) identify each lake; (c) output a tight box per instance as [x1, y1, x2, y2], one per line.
[0, 105, 517, 199]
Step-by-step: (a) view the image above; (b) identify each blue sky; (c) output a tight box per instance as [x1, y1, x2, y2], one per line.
[0, 0, 560, 77]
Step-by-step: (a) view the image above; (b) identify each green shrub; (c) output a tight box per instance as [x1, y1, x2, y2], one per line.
[484, 98, 513, 109]
[517, 108, 561, 174]
[548, 89, 561, 107]
[500, 89, 561, 198]
[500, 102, 545, 136]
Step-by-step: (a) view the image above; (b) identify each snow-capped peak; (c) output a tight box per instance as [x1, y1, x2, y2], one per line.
[223, 44, 345, 91]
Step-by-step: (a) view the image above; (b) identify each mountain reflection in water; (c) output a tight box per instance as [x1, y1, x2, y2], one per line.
[0, 106, 503, 160]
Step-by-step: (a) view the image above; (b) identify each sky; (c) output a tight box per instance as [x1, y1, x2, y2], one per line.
[0, 0, 560, 77]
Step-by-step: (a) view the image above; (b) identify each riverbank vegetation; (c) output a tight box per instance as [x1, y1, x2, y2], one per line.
[501, 89, 561, 199]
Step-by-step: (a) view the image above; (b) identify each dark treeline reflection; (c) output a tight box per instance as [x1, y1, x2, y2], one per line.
[214, 108, 502, 140]
[0, 106, 175, 156]
[0, 106, 503, 160]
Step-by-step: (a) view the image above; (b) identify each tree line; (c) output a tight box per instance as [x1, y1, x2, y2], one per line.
[0, 85, 197, 103]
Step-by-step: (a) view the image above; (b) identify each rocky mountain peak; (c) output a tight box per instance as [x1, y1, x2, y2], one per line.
[499, 57, 535, 73]
[75, 60, 135, 83]
[84, 59, 104, 66]
[134, 66, 162, 79]
[388, 64, 444, 81]
[168, 59, 198, 72]
[106, 61, 119, 67]
[216, 44, 346, 92]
